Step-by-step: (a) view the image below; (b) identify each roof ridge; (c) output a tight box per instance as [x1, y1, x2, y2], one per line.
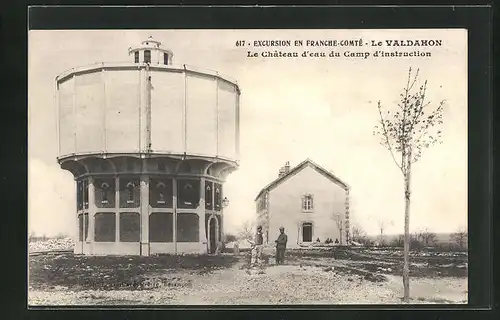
[254, 158, 349, 201]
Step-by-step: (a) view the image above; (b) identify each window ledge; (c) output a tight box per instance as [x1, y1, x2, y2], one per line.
[302, 210, 314, 213]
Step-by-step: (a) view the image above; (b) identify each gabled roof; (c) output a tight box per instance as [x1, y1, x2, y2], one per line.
[254, 158, 350, 201]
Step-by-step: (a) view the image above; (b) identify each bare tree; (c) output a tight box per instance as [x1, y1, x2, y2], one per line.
[351, 224, 371, 246]
[237, 220, 255, 241]
[373, 67, 445, 303]
[391, 234, 405, 247]
[418, 228, 437, 247]
[450, 228, 468, 250]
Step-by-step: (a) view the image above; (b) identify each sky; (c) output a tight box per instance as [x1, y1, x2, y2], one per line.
[28, 29, 468, 238]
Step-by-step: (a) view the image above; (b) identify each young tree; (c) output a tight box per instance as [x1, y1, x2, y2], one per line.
[237, 220, 255, 241]
[377, 220, 394, 246]
[373, 67, 445, 302]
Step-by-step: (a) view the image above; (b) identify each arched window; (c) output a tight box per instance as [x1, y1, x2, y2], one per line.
[157, 182, 166, 204]
[101, 182, 110, 204]
[214, 183, 222, 210]
[126, 182, 135, 203]
[83, 179, 89, 209]
[205, 181, 213, 210]
[77, 180, 83, 210]
[177, 179, 200, 209]
[149, 178, 173, 208]
[94, 178, 115, 208]
[120, 178, 140, 208]
[144, 50, 151, 63]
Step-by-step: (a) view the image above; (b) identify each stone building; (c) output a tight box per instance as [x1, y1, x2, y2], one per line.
[255, 159, 350, 247]
[56, 37, 240, 255]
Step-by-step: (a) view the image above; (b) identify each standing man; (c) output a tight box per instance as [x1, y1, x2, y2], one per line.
[275, 227, 288, 265]
[250, 225, 264, 267]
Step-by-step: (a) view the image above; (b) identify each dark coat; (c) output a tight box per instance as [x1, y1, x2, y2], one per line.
[255, 232, 263, 245]
[276, 233, 288, 248]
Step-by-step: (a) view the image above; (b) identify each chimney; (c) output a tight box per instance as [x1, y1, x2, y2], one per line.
[278, 161, 290, 178]
[284, 161, 290, 173]
[278, 167, 286, 178]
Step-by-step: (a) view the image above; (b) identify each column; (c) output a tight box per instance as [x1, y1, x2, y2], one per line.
[199, 178, 207, 250]
[115, 177, 120, 244]
[139, 67, 148, 152]
[140, 174, 150, 256]
[172, 177, 177, 254]
[87, 176, 96, 255]
[219, 184, 224, 242]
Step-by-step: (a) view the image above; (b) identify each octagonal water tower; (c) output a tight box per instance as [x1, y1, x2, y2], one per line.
[56, 37, 240, 255]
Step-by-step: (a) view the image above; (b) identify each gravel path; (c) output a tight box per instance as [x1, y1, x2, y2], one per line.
[29, 260, 467, 306]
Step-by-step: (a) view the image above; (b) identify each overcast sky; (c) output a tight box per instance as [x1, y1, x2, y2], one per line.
[28, 29, 467, 238]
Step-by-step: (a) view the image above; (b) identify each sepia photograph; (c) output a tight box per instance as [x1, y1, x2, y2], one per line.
[28, 28, 468, 306]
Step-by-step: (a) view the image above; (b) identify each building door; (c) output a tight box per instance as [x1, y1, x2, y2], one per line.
[209, 217, 217, 254]
[302, 222, 313, 242]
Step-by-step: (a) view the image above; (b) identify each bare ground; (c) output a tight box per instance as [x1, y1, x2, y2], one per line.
[28, 248, 468, 306]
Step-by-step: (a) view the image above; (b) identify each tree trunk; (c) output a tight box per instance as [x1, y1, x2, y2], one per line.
[403, 150, 412, 303]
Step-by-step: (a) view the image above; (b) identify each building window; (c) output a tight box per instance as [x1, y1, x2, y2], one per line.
[83, 179, 89, 209]
[119, 178, 140, 208]
[177, 213, 199, 242]
[149, 212, 173, 242]
[94, 178, 115, 208]
[214, 183, 222, 210]
[163, 53, 169, 65]
[302, 222, 313, 242]
[77, 180, 83, 211]
[144, 50, 151, 63]
[149, 178, 173, 208]
[177, 179, 200, 209]
[95, 212, 116, 242]
[120, 212, 140, 242]
[134, 51, 139, 63]
[302, 194, 314, 212]
[205, 181, 213, 210]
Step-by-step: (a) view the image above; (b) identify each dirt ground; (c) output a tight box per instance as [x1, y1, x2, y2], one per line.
[28, 248, 468, 306]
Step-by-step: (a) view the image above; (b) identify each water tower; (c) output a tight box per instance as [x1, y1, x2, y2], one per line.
[56, 36, 240, 255]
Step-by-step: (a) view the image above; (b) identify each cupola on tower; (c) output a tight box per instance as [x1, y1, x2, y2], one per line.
[128, 36, 174, 65]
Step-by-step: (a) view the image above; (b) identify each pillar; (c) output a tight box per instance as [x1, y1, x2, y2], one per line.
[115, 177, 120, 244]
[199, 178, 207, 250]
[87, 176, 96, 244]
[140, 175, 150, 256]
[172, 177, 177, 254]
